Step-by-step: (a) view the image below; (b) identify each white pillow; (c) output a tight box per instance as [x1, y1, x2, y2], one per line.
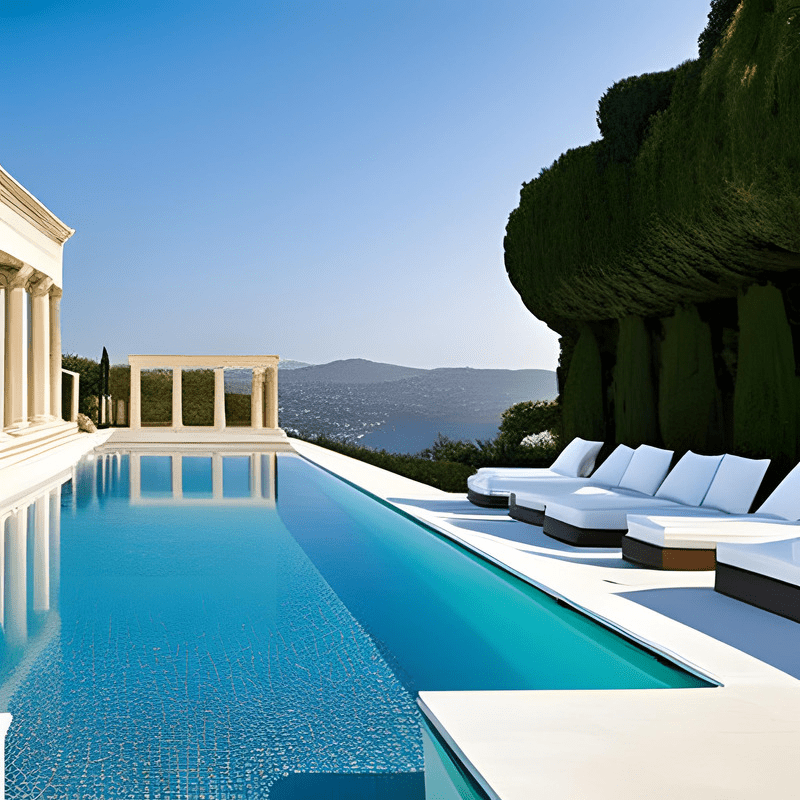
[617, 444, 675, 496]
[701, 454, 770, 515]
[550, 437, 603, 478]
[589, 444, 635, 487]
[755, 461, 800, 520]
[654, 451, 723, 506]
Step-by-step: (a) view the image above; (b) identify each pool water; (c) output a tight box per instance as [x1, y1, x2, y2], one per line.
[1, 450, 709, 799]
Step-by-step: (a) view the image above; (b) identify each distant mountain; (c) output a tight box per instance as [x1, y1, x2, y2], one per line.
[283, 358, 428, 384]
[277, 359, 558, 450]
[279, 360, 313, 370]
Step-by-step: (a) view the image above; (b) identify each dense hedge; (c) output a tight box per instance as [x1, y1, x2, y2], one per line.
[733, 284, 797, 465]
[505, 0, 800, 329]
[658, 306, 723, 453]
[613, 316, 658, 447]
[561, 327, 604, 443]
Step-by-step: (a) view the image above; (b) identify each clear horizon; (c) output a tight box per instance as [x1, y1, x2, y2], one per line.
[3, 0, 710, 370]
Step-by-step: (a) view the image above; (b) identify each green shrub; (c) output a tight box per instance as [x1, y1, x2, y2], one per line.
[613, 316, 659, 447]
[182, 369, 214, 425]
[62, 353, 101, 420]
[698, 0, 741, 59]
[597, 68, 681, 163]
[733, 284, 797, 464]
[140, 369, 172, 425]
[658, 306, 723, 452]
[498, 400, 561, 445]
[562, 326, 605, 442]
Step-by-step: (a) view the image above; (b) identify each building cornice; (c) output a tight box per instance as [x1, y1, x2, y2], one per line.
[0, 164, 75, 245]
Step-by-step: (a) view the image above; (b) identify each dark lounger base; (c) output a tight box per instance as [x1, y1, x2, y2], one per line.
[543, 516, 626, 548]
[715, 562, 800, 623]
[621, 536, 716, 571]
[508, 502, 545, 526]
[467, 489, 509, 508]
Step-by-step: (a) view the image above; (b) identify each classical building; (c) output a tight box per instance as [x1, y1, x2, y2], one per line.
[0, 163, 78, 469]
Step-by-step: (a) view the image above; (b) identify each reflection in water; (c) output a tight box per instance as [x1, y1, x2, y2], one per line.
[0, 470, 66, 686]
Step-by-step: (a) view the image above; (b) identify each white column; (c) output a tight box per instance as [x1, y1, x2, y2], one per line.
[4, 267, 33, 430]
[212, 453, 223, 499]
[70, 372, 79, 421]
[172, 367, 183, 428]
[130, 364, 141, 429]
[6, 507, 28, 646]
[0, 284, 4, 436]
[265, 365, 278, 428]
[251, 367, 264, 428]
[33, 495, 50, 612]
[214, 368, 226, 429]
[49, 287, 62, 419]
[29, 275, 53, 423]
[171, 454, 183, 499]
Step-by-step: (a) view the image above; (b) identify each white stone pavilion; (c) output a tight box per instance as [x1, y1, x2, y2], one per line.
[0, 164, 80, 471]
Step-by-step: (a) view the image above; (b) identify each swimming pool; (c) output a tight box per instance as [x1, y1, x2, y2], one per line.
[1, 448, 708, 798]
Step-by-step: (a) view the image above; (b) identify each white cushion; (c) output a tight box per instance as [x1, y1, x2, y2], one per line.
[544, 488, 684, 530]
[468, 468, 562, 495]
[549, 437, 604, 478]
[589, 444, 635, 486]
[756, 461, 800, 520]
[654, 451, 723, 506]
[701, 454, 770, 515]
[512, 479, 613, 512]
[617, 445, 674, 496]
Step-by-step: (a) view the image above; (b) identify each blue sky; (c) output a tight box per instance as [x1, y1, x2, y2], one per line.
[2, 0, 710, 368]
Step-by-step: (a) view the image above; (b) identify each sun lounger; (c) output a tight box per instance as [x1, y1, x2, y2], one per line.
[623, 459, 798, 571]
[467, 437, 603, 507]
[508, 444, 635, 525]
[538, 447, 734, 547]
[715, 538, 800, 623]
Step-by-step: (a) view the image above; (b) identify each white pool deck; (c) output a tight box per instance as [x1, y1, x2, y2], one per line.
[290, 439, 800, 800]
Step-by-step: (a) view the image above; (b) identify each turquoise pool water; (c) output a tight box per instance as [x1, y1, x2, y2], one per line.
[1, 450, 708, 798]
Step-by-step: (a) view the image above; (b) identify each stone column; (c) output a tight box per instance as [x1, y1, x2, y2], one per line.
[172, 367, 183, 428]
[69, 372, 80, 422]
[265, 365, 278, 428]
[130, 364, 141, 429]
[29, 275, 54, 423]
[3, 266, 33, 429]
[251, 367, 264, 428]
[0, 281, 4, 435]
[49, 287, 63, 419]
[214, 368, 226, 429]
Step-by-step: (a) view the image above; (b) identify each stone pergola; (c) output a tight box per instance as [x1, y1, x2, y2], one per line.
[128, 354, 280, 431]
[0, 164, 75, 444]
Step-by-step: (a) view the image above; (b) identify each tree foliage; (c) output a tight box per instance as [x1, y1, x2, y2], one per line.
[698, 0, 742, 60]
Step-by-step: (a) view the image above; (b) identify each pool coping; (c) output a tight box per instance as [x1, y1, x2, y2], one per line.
[288, 438, 800, 800]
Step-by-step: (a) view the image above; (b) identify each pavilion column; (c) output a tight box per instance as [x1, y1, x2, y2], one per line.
[29, 274, 54, 423]
[4, 266, 33, 430]
[214, 368, 226, 429]
[251, 367, 264, 428]
[129, 364, 141, 429]
[172, 367, 183, 428]
[0, 281, 5, 436]
[265, 365, 278, 428]
[49, 287, 63, 419]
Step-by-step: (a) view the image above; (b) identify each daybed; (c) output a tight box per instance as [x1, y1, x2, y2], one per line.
[715, 538, 800, 623]
[623, 461, 800, 571]
[466, 437, 603, 508]
[540, 450, 768, 548]
[507, 444, 635, 525]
